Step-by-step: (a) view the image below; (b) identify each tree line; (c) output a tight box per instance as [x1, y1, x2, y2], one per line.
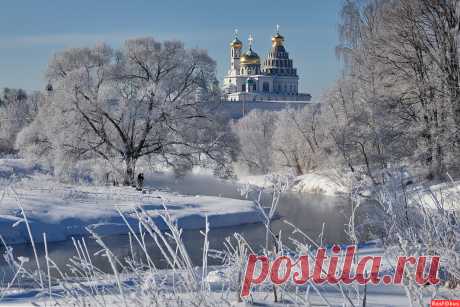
[234, 0, 460, 184]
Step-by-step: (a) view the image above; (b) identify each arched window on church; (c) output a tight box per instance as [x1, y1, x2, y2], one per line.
[263, 82, 269, 92]
[242, 84, 246, 92]
[252, 84, 257, 91]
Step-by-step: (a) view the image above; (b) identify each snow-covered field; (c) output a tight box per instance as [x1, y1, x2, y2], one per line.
[0, 159, 262, 245]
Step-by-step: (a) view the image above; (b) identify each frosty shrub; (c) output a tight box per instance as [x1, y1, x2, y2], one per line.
[272, 107, 324, 175]
[232, 105, 329, 177]
[0, 88, 39, 154]
[231, 110, 277, 174]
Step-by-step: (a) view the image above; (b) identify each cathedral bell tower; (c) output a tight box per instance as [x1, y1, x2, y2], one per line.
[229, 29, 242, 76]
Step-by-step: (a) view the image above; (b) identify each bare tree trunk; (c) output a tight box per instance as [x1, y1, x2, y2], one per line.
[294, 154, 303, 176]
[123, 156, 137, 186]
[357, 141, 376, 185]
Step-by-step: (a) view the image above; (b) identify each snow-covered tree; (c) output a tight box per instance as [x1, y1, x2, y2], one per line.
[18, 38, 233, 184]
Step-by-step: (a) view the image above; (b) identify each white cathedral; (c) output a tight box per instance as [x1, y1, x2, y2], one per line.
[222, 27, 311, 102]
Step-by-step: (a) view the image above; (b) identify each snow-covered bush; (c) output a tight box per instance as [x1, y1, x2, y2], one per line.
[232, 106, 330, 177]
[231, 110, 277, 174]
[0, 89, 40, 154]
[271, 106, 325, 175]
[54, 158, 114, 184]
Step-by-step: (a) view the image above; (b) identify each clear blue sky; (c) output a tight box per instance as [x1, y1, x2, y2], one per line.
[0, 0, 343, 98]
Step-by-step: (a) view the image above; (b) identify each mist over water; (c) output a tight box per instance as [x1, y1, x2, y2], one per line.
[0, 172, 351, 275]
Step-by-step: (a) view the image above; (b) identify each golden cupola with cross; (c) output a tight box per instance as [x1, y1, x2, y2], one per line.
[239, 34, 261, 75]
[240, 48, 260, 65]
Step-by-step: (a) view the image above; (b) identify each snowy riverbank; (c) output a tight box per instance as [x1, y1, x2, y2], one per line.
[236, 170, 350, 196]
[0, 160, 262, 245]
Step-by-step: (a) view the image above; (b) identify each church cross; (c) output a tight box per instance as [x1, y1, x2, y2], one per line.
[248, 34, 254, 48]
[234, 28, 238, 38]
[276, 24, 280, 33]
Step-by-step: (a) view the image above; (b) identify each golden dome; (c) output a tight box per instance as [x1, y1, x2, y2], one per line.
[230, 37, 242, 49]
[240, 48, 260, 65]
[272, 33, 284, 47]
